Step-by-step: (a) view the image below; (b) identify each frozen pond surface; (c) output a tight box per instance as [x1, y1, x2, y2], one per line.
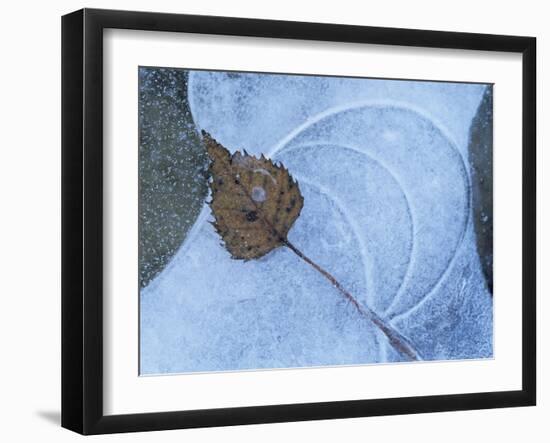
[140, 72, 493, 374]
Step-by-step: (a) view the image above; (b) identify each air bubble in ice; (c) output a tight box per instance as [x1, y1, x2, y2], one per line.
[251, 186, 267, 202]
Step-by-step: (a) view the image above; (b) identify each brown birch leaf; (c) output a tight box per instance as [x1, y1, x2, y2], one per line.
[202, 130, 304, 260]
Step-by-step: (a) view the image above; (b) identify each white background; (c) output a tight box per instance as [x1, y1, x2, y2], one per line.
[0, 0, 546, 441]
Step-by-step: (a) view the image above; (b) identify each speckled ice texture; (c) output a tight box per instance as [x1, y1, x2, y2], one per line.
[139, 70, 493, 375]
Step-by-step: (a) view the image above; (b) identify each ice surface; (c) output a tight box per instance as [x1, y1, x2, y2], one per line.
[140, 71, 493, 374]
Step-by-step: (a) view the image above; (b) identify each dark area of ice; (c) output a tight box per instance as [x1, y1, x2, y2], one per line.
[468, 88, 493, 294]
[138, 68, 208, 288]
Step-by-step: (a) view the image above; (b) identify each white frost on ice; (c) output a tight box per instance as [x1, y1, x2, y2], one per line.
[140, 72, 493, 374]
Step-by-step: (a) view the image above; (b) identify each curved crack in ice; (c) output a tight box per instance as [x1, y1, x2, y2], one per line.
[293, 177, 385, 362]
[292, 174, 375, 308]
[275, 142, 414, 311]
[267, 100, 465, 159]
[387, 150, 471, 323]
[275, 139, 469, 319]
[268, 101, 472, 320]
[384, 149, 471, 320]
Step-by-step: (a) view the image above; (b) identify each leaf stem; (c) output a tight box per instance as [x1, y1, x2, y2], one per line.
[283, 239, 421, 361]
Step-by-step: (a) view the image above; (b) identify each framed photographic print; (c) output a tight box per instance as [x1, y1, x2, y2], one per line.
[61, 8, 536, 435]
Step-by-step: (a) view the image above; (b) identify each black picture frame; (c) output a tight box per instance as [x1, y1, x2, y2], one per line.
[62, 8, 536, 435]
